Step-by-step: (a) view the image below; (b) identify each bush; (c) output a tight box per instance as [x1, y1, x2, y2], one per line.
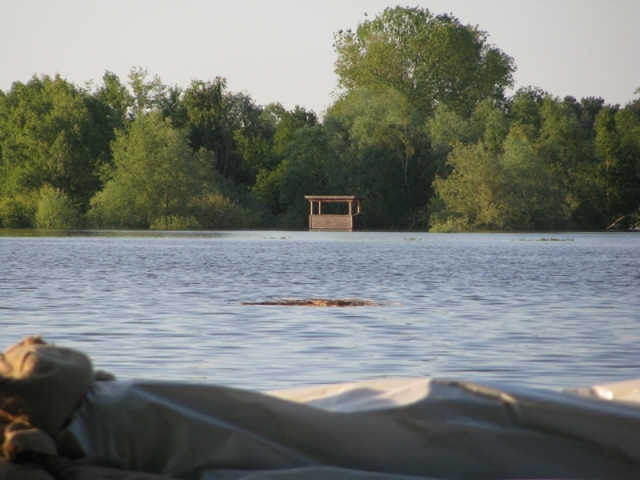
[34, 186, 79, 229]
[0, 195, 36, 228]
[149, 215, 201, 230]
[430, 130, 568, 231]
[193, 193, 251, 230]
[87, 112, 210, 229]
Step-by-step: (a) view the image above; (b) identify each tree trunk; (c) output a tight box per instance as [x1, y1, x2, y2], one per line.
[164, 191, 170, 229]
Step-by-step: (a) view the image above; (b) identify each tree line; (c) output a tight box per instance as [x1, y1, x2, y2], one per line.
[1, 6, 639, 231]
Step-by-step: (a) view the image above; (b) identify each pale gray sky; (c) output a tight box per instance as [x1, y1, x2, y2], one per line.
[2, 0, 639, 114]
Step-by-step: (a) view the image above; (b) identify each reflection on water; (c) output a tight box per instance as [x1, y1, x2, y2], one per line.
[1, 230, 639, 390]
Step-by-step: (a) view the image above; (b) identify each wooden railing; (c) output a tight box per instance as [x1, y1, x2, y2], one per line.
[304, 196, 364, 231]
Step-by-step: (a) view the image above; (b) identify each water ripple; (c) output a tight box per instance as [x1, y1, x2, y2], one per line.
[1, 231, 639, 390]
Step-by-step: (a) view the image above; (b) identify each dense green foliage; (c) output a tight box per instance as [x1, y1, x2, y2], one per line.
[334, 6, 515, 117]
[1, 7, 639, 231]
[90, 112, 209, 229]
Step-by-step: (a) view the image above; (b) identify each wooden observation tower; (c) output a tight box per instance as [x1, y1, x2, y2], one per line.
[305, 196, 364, 232]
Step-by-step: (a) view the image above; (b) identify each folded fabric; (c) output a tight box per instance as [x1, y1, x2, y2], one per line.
[0, 337, 93, 436]
[57, 377, 640, 480]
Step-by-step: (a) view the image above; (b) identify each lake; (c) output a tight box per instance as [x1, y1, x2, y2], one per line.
[1, 230, 639, 391]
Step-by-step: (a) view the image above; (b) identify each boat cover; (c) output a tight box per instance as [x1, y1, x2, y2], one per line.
[56, 377, 640, 480]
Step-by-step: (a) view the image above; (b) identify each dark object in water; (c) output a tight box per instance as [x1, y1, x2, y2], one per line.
[242, 298, 390, 307]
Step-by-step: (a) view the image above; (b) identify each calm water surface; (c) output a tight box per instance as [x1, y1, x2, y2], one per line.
[1, 230, 639, 390]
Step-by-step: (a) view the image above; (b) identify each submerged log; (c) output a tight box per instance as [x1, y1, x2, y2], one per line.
[606, 215, 626, 230]
[241, 298, 392, 307]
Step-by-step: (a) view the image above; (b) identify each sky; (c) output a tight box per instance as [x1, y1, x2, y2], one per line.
[2, 0, 639, 115]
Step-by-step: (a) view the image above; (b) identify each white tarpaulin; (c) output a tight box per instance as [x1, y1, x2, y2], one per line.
[56, 377, 640, 480]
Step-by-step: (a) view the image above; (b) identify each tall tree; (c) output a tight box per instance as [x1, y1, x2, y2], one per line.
[263, 103, 318, 157]
[183, 78, 272, 183]
[322, 88, 435, 228]
[334, 6, 515, 117]
[90, 111, 210, 229]
[431, 127, 566, 231]
[0, 74, 101, 215]
[127, 67, 167, 118]
[534, 97, 606, 228]
[595, 105, 640, 228]
[90, 71, 132, 130]
[249, 104, 317, 215]
[81, 71, 132, 176]
[508, 87, 548, 136]
[334, 89, 427, 208]
[183, 78, 226, 156]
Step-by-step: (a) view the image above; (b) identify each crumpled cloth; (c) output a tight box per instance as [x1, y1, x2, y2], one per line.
[55, 377, 640, 480]
[0, 337, 94, 436]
